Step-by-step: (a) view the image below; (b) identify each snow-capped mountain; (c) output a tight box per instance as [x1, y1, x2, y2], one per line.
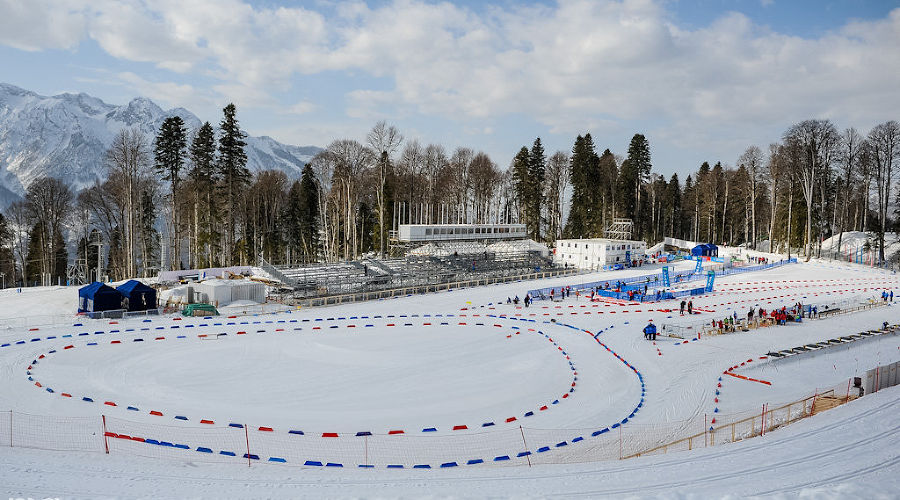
[0, 83, 322, 208]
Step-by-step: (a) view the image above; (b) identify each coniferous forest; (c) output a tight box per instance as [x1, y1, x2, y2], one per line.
[0, 110, 898, 285]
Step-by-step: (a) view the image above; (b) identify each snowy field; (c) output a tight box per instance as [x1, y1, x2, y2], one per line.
[1, 258, 899, 498]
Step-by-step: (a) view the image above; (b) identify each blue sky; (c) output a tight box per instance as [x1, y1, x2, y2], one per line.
[1, 0, 899, 177]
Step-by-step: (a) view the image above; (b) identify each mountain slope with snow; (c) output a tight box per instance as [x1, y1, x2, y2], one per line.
[0, 83, 321, 207]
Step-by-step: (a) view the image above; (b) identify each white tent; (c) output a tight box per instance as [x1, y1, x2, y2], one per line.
[195, 279, 266, 307]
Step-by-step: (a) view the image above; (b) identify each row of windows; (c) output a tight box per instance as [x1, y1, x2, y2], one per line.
[424, 227, 522, 235]
[561, 254, 622, 262]
[564, 242, 645, 251]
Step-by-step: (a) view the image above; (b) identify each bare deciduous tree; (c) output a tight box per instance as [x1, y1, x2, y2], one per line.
[867, 120, 900, 264]
[106, 128, 150, 278]
[367, 121, 403, 257]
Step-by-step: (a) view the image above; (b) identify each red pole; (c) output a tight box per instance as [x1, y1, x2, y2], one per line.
[102, 415, 109, 454]
[846, 378, 852, 402]
[244, 424, 251, 467]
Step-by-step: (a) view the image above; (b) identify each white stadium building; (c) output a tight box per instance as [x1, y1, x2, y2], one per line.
[554, 238, 647, 270]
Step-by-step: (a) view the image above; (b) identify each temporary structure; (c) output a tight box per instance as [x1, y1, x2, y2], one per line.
[195, 279, 266, 307]
[78, 282, 123, 313]
[116, 280, 158, 312]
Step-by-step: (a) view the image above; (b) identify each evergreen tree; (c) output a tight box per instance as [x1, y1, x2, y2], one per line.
[527, 138, 546, 241]
[618, 134, 652, 238]
[189, 122, 219, 267]
[511, 146, 530, 226]
[298, 164, 320, 257]
[565, 134, 605, 239]
[595, 146, 616, 235]
[617, 158, 638, 222]
[564, 135, 587, 238]
[682, 174, 695, 240]
[154, 116, 188, 270]
[284, 180, 304, 262]
[217, 103, 250, 265]
[53, 230, 67, 283]
[667, 173, 682, 238]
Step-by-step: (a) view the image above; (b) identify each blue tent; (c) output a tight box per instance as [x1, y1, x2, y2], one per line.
[116, 280, 157, 312]
[78, 282, 123, 313]
[706, 243, 719, 257]
[691, 244, 706, 257]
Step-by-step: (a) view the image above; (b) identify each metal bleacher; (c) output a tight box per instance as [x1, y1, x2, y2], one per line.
[271, 248, 554, 300]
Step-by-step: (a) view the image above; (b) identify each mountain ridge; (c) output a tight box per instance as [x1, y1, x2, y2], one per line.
[0, 83, 322, 208]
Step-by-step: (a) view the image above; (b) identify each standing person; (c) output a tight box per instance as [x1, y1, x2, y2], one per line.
[680, 300, 686, 316]
[643, 320, 656, 340]
[524, 294, 530, 308]
[687, 300, 693, 315]
[891, 290, 894, 302]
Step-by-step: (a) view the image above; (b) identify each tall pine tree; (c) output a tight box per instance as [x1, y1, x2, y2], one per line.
[154, 116, 188, 270]
[298, 164, 320, 257]
[527, 138, 546, 241]
[189, 122, 219, 267]
[511, 146, 530, 227]
[618, 133, 652, 238]
[217, 104, 250, 265]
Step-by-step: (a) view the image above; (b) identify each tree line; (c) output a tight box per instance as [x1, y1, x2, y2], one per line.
[0, 115, 898, 286]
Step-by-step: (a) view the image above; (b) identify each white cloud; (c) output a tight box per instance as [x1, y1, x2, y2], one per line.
[0, 0, 87, 51]
[116, 72, 214, 111]
[2, 0, 899, 167]
[284, 101, 316, 115]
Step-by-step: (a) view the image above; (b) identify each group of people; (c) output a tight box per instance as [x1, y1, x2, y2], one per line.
[507, 294, 533, 307]
[679, 299, 694, 315]
[549, 286, 573, 300]
[881, 290, 894, 302]
[747, 256, 770, 265]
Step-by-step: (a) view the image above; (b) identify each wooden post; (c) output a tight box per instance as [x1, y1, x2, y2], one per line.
[519, 426, 531, 467]
[102, 415, 109, 454]
[244, 424, 251, 467]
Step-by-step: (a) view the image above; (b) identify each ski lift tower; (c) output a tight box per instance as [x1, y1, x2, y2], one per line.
[604, 218, 634, 240]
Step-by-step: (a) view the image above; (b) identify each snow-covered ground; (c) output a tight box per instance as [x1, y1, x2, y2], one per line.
[821, 231, 900, 262]
[0, 257, 898, 498]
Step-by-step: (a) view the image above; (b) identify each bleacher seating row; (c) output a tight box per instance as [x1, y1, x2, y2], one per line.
[273, 251, 553, 299]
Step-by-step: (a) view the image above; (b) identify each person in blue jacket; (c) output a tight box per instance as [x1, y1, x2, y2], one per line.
[643, 319, 657, 341]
